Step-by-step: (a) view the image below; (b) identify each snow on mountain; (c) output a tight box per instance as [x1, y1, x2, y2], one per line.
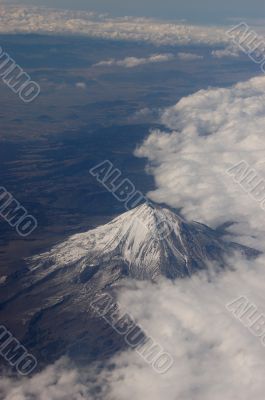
[30, 202, 258, 281]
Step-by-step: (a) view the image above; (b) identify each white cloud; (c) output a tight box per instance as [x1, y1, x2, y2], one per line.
[0, 275, 7, 284]
[101, 253, 265, 400]
[135, 75, 265, 249]
[0, 358, 91, 400]
[212, 46, 240, 58]
[129, 107, 163, 123]
[75, 82, 87, 89]
[95, 52, 205, 68]
[177, 52, 204, 60]
[2, 256, 265, 400]
[94, 53, 174, 68]
[0, 5, 245, 46]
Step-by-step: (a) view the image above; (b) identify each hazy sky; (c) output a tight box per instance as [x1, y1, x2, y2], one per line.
[10, 0, 265, 23]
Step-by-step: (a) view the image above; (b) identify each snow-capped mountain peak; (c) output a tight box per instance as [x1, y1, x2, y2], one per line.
[30, 202, 258, 281]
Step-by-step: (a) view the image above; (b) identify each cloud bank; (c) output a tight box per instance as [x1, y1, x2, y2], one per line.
[101, 253, 265, 400]
[0, 5, 238, 46]
[136, 75, 265, 248]
[127, 77, 265, 400]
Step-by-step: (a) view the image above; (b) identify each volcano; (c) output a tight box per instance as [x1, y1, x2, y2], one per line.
[28, 202, 259, 281]
[0, 203, 259, 366]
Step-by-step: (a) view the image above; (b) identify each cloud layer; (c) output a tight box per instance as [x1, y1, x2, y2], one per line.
[101, 252, 265, 400]
[3, 255, 265, 400]
[0, 5, 236, 46]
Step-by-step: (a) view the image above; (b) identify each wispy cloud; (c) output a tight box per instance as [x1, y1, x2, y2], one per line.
[212, 46, 240, 58]
[177, 52, 204, 60]
[94, 53, 174, 68]
[75, 82, 87, 89]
